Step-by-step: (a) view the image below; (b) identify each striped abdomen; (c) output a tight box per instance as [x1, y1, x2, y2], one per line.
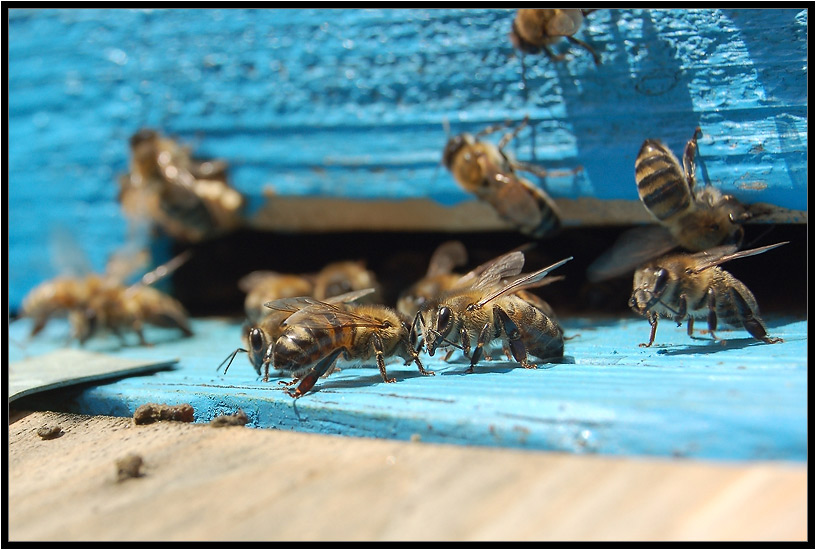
[635, 140, 692, 223]
[273, 325, 350, 376]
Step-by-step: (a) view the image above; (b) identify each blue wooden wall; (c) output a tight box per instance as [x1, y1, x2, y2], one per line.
[8, 8, 808, 311]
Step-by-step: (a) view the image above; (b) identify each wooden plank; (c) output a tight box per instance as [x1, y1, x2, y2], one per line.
[8, 411, 807, 541]
[8, 8, 808, 310]
[9, 316, 807, 462]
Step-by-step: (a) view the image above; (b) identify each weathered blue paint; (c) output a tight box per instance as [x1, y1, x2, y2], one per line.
[8, 315, 807, 462]
[8, 8, 808, 311]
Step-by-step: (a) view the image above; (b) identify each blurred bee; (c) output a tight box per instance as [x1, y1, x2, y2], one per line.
[238, 271, 315, 323]
[510, 9, 601, 65]
[265, 297, 433, 398]
[588, 127, 755, 283]
[397, 241, 468, 318]
[218, 289, 375, 378]
[20, 247, 193, 346]
[312, 260, 382, 303]
[417, 250, 572, 373]
[443, 116, 579, 238]
[629, 242, 787, 347]
[119, 129, 246, 243]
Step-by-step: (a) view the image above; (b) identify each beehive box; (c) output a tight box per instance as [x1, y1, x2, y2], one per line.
[8, 9, 808, 537]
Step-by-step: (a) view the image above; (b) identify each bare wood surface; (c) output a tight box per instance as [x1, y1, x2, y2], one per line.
[8, 411, 806, 542]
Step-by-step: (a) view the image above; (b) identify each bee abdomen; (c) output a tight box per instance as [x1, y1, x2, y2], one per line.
[635, 140, 690, 221]
[274, 326, 336, 371]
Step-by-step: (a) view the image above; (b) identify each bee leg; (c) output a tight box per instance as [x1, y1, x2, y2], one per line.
[705, 287, 720, 341]
[474, 118, 515, 141]
[542, 44, 568, 63]
[468, 322, 493, 373]
[287, 348, 344, 398]
[513, 160, 582, 180]
[566, 35, 601, 65]
[494, 306, 536, 369]
[496, 115, 529, 151]
[216, 347, 247, 375]
[640, 311, 658, 347]
[729, 288, 783, 344]
[369, 334, 396, 384]
[460, 327, 472, 360]
[502, 343, 514, 361]
[675, 294, 688, 327]
[687, 317, 695, 337]
[683, 127, 703, 191]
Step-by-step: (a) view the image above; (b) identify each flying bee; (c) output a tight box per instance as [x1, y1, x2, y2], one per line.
[397, 241, 468, 318]
[443, 116, 579, 238]
[509, 9, 601, 65]
[629, 242, 787, 347]
[218, 289, 376, 378]
[312, 260, 383, 303]
[417, 251, 572, 373]
[20, 248, 193, 346]
[588, 127, 757, 283]
[238, 271, 315, 323]
[119, 128, 246, 243]
[265, 297, 433, 398]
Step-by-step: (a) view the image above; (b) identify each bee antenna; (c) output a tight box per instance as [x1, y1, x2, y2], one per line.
[217, 348, 247, 375]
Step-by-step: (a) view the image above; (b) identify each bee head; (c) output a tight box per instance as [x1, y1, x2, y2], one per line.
[630, 267, 669, 315]
[247, 327, 267, 375]
[442, 134, 471, 169]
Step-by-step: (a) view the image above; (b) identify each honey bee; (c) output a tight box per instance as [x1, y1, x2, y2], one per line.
[238, 271, 315, 323]
[629, 242, 787, 347]
[588, 127, 754, 283]
[265, 297, 432, 398]
[509, 9, 601, 65]
[20, 250, 193, 346]
[218, 289, 375, 378]
[312, 260, 382, 303]
[417, 251, 572, 373]
[443, 116, 579, 238]
[119, 129, 246, 242]
[396, 241, 468, 318]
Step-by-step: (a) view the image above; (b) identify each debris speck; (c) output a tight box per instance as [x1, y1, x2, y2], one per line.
[133, 403, 194, 425]
[115, 454, 144, 482]
[36, 425, 63, 440]
[209, 409, 249, 427]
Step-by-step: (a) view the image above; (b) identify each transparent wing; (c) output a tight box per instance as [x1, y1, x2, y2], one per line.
[282, 302, 387, 330]
[690, 242, 788, 273]
[453, 250, 526, 291]
[264, 288, 376, 313]
[586, 225, 679, 282]
[475, 256, 573, 308]
[49, 226, 93, 278]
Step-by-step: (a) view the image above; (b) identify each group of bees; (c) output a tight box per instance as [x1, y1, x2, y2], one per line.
[17, 9, 788, 398]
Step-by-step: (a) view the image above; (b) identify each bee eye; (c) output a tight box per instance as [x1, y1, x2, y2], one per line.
[437, 306, 451, 332]
[653, 268, 669, 294]
[249, 328, 265, 353]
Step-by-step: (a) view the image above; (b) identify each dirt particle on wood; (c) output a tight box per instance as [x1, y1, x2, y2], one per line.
[133, 403, 194, 425]
[115, 454, 144, 482]
[209, 409, 249, 428]
[36, 425, 63, 439]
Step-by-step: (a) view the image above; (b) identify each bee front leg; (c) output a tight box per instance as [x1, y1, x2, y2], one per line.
[686, 317, 695, 338]
[496, 115, 529, 151]
[640, 311, 658, 347]
[542, 44, 568, 63]
[729, 288, 783, 344]
[372, 334, 396, 384]
[706, 288, 719, 341]
[494, 306, 536, 369]
[467, 322, 493, 373]
[566, 35, 601, 65]
[675, 294, 688, 327]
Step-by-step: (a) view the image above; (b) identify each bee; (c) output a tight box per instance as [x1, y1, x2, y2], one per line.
[238, 271, 315, 323]
[588, 127, 754, 283]
[218, 289, 375, 378]
[509, 9, 601, 65]
[20, 249, 193, 346]
[443, 116, 579, 238]
[265, 297, 433, 398]
[417, 251, 572, 373]
[312, 260, 382, 303]
[629, 242, 787, 347]
[119, 128, 246, 242]
[397, 241, 468, 318]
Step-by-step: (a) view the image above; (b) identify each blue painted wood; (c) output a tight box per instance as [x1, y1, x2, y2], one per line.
[8, 315, 807, 462]
[8, 8, 809, 311]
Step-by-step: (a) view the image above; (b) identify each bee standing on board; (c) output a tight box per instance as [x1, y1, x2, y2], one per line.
[629, 242, 787, 347]
[119, 129, 246, 243]
[20, 247, 193, 346]
[218, 289, 375, 379]
[265, 297, 432, 398]
[587, 127, 755, 283]
[397, 241, 468, 318]
[509, 9, 601, 65]
[238, 271, 315, 323]
[443, 116, 579, 238]
[417, 250, 572, 373]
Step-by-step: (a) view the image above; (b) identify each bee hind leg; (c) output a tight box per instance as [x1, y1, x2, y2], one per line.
[566, 35, 601, 65]
[287, 348, 344, 398]
[705, 288, 720, 342]
[494, 306, 536, 369]
[729, 288, 783, 344]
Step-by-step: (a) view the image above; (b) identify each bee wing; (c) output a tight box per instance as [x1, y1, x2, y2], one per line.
[453, 250, 526, 291]
[324, 287, 376, 304]
[546, 10, 582, 36]
[137, 250, 193, 287]
[475, 256, 573, 308]
[690, 242, 789, 273]
[425, 241, 468, 278]
[586, 225, 679, 282]
[264, 288, 375, 313]
[284, 302, 387, 330]
[49, 226, 93, 277]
